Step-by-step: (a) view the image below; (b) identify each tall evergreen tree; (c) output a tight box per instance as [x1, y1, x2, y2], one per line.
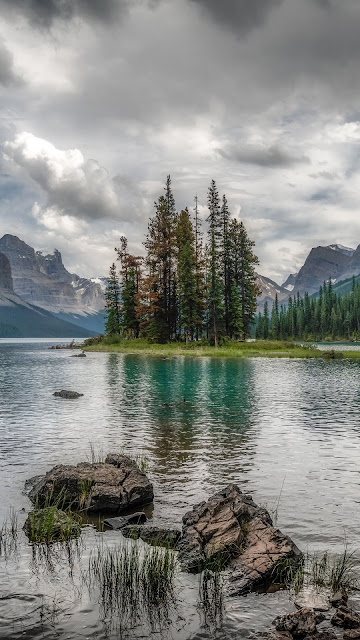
[176, 208, 197, 344]
[206, 180, 224, 347]
[105, 263, 122, 335]
[229, 219, 260, 338]
[221, 194, 231, 335]
[116, 236, 141, 337]
[193, 195, 206, 340]
[144, 176, 178, 341]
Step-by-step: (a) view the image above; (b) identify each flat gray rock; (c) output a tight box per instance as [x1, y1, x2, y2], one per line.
[104, 512, 147, 529]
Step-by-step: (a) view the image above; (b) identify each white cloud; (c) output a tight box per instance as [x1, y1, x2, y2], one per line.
[2, 132, 121, 220]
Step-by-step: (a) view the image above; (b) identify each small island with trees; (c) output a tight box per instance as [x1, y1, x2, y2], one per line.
[85, 176, 360, 359]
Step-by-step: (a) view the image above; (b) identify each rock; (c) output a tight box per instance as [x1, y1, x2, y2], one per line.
[121, 525, 182, 548]
[295, 587, 330, 612]
[27, 454, 154, 514]
[329, 589, 348, 607]
[23, 507, 81, 542]
[303, 631, 337, 640]
[273, 608, 325, 638]
[344, 630, 360, 639]
[267, 632, 293, 640]
[177, 484, 301, 596]
[331, 605, 360, 629]
[53, 390, 84, 398]
[70, 352, 86, 358]
[104, 512, 147, 529]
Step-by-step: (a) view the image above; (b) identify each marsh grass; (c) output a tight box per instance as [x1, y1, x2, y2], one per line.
[275, 546, 359, 595]
[26, 491, 81, 544]
[87, 539, 177, 635]
[198, 567, 224, 629]
[0, 507, 18, 560]
[87, 441, 105, 464]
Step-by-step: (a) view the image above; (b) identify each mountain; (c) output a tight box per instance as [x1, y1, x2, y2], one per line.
[327, 244, 355, 257]
[281, 273, 298, 291]
[256, 273, 289, 310]
[0, 252, 97, 337]
[0, 235, 105, 332]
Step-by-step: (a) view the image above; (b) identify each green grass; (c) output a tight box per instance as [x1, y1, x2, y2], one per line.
[0, 507, 18, 560]
[275, 546, 359, 594]
[81, 337, 360, 359]
[87, 539, 177, 634]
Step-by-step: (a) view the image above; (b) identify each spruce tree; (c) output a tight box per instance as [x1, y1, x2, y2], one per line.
[176, 208, 197, 344]
[144, 175, 178, 342]
[229, 218, 260, 339]
[116, 236, 141, 337]
[206, 180, 224, 347]
[193, 195, 206, 340]
[221, 194, 231, 335]
[105, 263, 122, 335]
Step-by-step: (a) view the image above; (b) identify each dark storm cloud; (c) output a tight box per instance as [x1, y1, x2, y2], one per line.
[0, 0, 138, 27]
[190, 0, 283, 35]
[219, 144, 310, 168]
[0, 41, 23, 86]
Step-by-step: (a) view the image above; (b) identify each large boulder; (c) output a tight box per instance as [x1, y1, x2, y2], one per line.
[27, 454, 154, 514]
[177, 484, 301, 595]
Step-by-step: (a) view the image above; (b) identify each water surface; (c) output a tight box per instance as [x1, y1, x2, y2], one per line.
[1, 340, 360, 638]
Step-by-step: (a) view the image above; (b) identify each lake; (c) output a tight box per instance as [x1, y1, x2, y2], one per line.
[1, 339, 360, 638]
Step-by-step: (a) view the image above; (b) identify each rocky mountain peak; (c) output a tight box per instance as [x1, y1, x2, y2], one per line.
[0, 252, 13, 291]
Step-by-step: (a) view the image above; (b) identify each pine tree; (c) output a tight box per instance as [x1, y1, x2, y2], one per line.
[229, 282, 243, 339]
[176, 208, 197, 344]
[144, 175, 178, 342]
[116, 236, 141, 337]
[193, 195, 206, 340]
[221, 194, 231, 335]
[206, 180, 224, 347]
[105, 263, 122, 335]
[229, 218, 260, 339]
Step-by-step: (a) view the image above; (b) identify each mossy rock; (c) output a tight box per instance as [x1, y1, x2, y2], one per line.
[24, 506, 81, 543]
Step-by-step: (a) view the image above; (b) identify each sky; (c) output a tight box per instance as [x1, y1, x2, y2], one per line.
[1, 0, 360, 283]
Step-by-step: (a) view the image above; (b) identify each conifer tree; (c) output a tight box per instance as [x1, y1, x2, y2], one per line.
[193, 195, 206, 340]
[229, 218, 260, 338]
[206, 180, 224, 346]
[116, 236, 141, 337]
[105, 263, 122, 335]
[176, 208, 197, 344]
[144, 175, 178, 341]
[221, 194, 231, 335]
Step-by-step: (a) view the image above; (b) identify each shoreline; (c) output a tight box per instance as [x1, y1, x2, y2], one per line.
[83, 339, 360, 359]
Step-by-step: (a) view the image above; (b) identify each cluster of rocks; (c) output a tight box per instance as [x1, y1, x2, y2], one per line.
[268, 595, 360, 640]
[26, 459, 360, 635]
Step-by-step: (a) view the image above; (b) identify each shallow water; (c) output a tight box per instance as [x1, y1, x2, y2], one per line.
[1, 340, 360, 638]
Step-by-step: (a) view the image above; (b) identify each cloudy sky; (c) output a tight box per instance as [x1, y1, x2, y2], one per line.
[1, 0, 360, 283]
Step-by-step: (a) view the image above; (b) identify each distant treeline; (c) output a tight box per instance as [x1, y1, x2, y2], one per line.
[256, 278, 360, 341]
[105, 176, 259, 344]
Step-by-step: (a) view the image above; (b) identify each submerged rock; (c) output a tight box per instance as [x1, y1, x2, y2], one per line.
[121, 524, 181, 548]
[53, 390, 84, 399]
[104, 512, 147, 529]
[177, 484, 301, 595]
[70, 352, 86, 358]
[27, 454, 154, 514]
[273, 608, 325, 638]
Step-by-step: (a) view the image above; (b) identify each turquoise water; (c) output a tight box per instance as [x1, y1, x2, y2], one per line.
[1, 340, 360, 638]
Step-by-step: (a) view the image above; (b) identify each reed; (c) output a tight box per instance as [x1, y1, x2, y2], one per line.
[87, 539, 177, 634]
[0, 507, 18, 560]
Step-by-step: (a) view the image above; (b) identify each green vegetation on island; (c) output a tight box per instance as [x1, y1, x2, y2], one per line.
[258, 277, 360, 342]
